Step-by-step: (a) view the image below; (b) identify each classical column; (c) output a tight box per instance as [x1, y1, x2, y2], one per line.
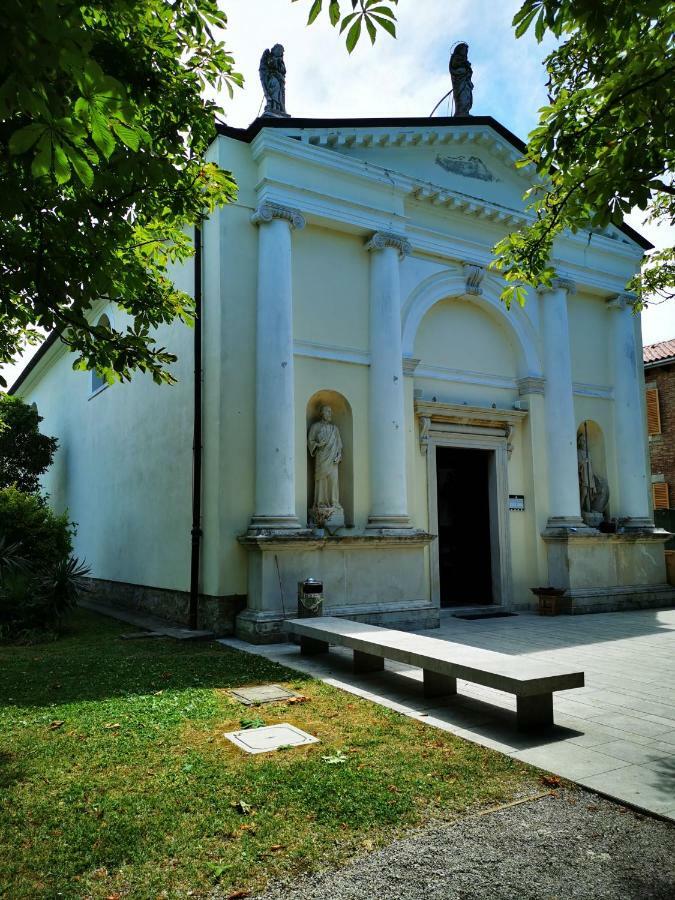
[365, 231, 411, 529]
[248, 202, 305, 532]
[607, 294, 653, 528]
[538, 277, 586, 529]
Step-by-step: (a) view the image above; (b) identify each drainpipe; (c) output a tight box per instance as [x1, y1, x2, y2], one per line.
[189, 223, 203, 630]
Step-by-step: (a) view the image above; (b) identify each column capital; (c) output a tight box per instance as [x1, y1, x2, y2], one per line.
[402, 356, 420, 376]
[463, 262, 486, 296]
[517, 376, 546, 396]
[537, 275, 576, 296]
[607, 293, 637, 311]
[365, 231, 411, 259]
[251, 201, 305, 230]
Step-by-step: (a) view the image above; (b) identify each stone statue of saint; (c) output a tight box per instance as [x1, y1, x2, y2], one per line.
[308, 405, 343, 511]
[259, 44, 289, 118]
[450, 42, 473, 117]
[578, 431, 609, 525]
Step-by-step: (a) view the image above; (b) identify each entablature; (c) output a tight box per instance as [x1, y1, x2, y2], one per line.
[415, 399, 528, 429]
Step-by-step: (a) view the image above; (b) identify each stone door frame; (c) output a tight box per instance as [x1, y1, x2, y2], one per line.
[425, 425, 513, 610]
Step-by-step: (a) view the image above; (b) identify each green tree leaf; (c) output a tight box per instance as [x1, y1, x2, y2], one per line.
[9, 123, 47, 155]
[346, 17, 362, 53]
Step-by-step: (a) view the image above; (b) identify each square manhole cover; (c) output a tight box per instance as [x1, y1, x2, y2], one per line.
[224, 723, 319, 754]
[229, 684, 302, 706]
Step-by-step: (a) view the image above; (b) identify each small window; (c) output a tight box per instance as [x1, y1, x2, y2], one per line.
[90, 314, 110, 395]
[653, 482, 669, 510]
[646, 387, 661, 435]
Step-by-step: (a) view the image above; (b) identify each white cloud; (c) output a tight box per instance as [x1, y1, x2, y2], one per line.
[221, 0, 556, 138]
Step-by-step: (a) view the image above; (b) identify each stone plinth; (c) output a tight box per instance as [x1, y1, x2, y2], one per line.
[236, 532, 436, 643]
[542, 530, 675, 613]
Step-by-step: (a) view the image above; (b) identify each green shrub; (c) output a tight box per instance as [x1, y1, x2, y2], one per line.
[0, 486, 73, 565]
[0, 489, 87, 642]
[0, 394, 58, 493]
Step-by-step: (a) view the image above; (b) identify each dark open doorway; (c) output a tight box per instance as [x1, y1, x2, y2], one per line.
[436, 446, 493, 607]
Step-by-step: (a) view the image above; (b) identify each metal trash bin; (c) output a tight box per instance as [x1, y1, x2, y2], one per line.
[297, 578, 324, 618]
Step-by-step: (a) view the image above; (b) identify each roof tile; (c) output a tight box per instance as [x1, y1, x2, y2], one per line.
[644, 338, 675, 364]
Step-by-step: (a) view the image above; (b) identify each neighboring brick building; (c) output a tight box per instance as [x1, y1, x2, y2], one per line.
[644, 339, 675, 534]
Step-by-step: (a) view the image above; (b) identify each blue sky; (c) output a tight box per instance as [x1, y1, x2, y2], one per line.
[2, 0, 672, 386]
[223, 0, 558, 138]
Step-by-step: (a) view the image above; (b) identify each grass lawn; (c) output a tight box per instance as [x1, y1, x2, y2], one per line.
[0, 609, 539, 898]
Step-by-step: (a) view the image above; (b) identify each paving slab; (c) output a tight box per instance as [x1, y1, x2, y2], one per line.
[594, 740, 674, 766]
[578, 763, 675, 816]
[218, 606, 675, 821]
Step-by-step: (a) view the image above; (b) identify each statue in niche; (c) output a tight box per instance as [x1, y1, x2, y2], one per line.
[450, 42, 473, 117]
[259, 44, 289, 118]
[577, 429, 610, 527]
[308, 405, 343, 527]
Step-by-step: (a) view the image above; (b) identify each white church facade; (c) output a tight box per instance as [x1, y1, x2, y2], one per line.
[11, 113, 675, 640]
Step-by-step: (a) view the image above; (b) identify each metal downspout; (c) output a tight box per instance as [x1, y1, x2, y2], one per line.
[189, 224, 203, 630]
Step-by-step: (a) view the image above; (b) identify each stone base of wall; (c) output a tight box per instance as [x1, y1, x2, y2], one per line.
[513, 583, 675, 615]
[543, 529, 672, 591]
[566, 583, 675, 614]
[665, 551, 675, 585]
[236, 600, 440, 644]
[83, 577, 245, 635]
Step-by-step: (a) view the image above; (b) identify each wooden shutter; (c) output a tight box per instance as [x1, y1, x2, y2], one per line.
[653, 482, 669, 510]
[646, 388, 661, 435]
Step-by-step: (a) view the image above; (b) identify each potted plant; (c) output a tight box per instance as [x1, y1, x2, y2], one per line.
[309, 504, 334, 538]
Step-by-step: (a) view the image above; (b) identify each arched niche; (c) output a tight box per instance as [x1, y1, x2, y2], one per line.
[306, 390, 354, 528]
[577, 419, 610, 518]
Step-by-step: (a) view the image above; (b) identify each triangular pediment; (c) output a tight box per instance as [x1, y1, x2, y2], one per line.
[219, 116, 650, 249]
[302, 122, 531, 212]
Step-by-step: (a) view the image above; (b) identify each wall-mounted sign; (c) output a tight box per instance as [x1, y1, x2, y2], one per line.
[509, 495, 525, 511]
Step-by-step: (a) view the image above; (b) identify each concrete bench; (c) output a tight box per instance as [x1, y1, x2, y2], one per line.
[286, 616, 584, 732]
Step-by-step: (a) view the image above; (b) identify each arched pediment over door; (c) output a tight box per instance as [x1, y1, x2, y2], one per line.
[401, 267, 543, 381]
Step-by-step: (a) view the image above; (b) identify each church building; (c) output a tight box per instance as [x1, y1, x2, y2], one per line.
[11, 66, 675, 639]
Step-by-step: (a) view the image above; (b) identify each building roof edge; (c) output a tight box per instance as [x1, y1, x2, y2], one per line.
[214, 114, 653, 251]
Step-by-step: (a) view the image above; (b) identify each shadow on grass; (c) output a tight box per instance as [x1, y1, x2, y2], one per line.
[0, 608, 309, 710]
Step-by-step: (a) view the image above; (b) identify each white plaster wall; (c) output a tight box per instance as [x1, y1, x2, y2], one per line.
[18, 258, 195, 592]
[568, 292, 611, 386]
[201, 137, 259, 598]
[293, 226, 369, 351]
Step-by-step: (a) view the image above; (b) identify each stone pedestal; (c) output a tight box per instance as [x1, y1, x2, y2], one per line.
[236, 532, 436, 643]
[543, 530, 675, 613]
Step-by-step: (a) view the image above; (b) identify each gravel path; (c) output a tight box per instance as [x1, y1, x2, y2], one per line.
[251, 789, 675, 900]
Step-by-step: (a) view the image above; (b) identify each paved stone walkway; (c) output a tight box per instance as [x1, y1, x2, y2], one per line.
[219, 607, 675, 820]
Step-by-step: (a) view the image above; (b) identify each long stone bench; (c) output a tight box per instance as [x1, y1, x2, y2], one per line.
[286, 616, 584, 732]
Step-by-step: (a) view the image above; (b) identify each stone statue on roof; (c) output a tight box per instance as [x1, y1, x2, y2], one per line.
[259, 44, 289, 118]
[450, 42, 473, 117]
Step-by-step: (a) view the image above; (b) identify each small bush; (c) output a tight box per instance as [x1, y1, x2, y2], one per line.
[0, 394, 58, 493]
[0, 486, 73, 565]
[0, 489, 87, 642]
